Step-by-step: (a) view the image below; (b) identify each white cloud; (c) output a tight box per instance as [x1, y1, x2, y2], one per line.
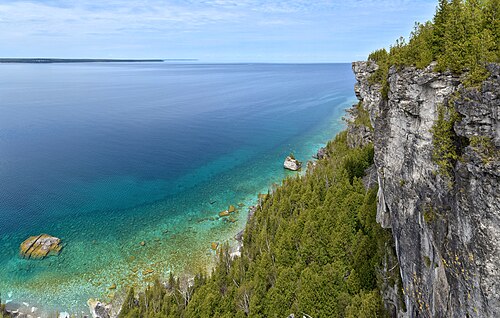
[0, 0, 436, 61]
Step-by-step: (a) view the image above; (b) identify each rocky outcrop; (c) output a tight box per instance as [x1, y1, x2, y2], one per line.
[313, 147, 327, 160]
[353, 61, 500, 317]
[345, 103, 373, 148]
[87, 299, 111, 318]
[20, 234, 62, 259]
[284, 156, 301, 171]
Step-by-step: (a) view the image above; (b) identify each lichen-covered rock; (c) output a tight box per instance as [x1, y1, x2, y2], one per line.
[283, 156, 301, 171]
[20, 234, 62, 259]
[353, 61, 500, 317]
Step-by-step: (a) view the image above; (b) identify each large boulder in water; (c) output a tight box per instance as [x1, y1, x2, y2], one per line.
[20, 234, 62, 259]
[283, 156, 301, 171]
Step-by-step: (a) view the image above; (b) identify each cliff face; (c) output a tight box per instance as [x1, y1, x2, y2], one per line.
[353, 61, 500, 317]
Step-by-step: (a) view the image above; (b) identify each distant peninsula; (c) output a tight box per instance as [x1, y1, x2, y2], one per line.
[0, 58, 197, 63]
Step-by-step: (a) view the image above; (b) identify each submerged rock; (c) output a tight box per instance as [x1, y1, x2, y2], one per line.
[219, 210, 229, 217]
[228, 205, 236, 213]
[283, 156, 301, 171]
[19, 234, 62, 259]
[142, 269, 154, 276]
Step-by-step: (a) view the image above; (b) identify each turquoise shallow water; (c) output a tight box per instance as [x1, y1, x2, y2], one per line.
[0, 63, 355, 315]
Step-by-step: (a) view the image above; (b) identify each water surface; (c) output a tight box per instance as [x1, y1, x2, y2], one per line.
[0, 63, 355, 315]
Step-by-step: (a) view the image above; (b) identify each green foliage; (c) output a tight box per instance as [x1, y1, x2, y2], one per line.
[368, 49, 390, 99]
[368, 0, 499, 93]
[423, 207, 436, 224]
[469, 136, 499, 163]
[430, 103, 460, 177]
[345, 291, 385, 318]
[351, 102, 373, 130]
[0, 294, 10, 318]
[119, 132, 391, 317]
[423, 256, 432, 268]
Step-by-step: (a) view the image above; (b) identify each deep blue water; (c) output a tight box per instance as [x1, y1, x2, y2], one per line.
[0, 63, 355, 314]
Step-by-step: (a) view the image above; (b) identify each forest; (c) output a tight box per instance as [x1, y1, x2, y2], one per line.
[117, 131, 392, 318]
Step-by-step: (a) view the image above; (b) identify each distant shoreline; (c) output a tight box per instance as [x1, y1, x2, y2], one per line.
[0, 58, 197, 64]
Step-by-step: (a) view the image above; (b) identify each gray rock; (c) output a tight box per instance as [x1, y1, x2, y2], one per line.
[283, 156, 301, 171]
[87, 299, 111, 318]
[345, 103, 373, 148]
[353, 61, 500, 317]
[362, 165, 378, 190]
[313, 147, 327, 160]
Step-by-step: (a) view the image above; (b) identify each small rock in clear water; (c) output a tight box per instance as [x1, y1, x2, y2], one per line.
[142, 269, 154, 275]
[108, 283, 116, 290]
[211, 242, 219, 250]
[139, 241, 145, 246]
[219, 210, 229, 217]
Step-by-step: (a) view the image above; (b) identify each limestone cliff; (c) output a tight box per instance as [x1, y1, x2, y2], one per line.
[352, 61, 500, 317]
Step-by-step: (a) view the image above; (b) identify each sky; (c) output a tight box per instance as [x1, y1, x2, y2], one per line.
[0, 0, 438, 62]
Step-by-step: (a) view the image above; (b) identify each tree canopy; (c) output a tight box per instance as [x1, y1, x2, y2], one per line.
[369, 0, 499, 89]
[118, 132, 393, 318]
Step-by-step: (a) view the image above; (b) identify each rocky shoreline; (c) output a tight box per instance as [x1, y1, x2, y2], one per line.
[3, 145, 331, 318]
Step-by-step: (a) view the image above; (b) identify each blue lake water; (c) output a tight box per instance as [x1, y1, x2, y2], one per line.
[0, 63, 355, 315]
